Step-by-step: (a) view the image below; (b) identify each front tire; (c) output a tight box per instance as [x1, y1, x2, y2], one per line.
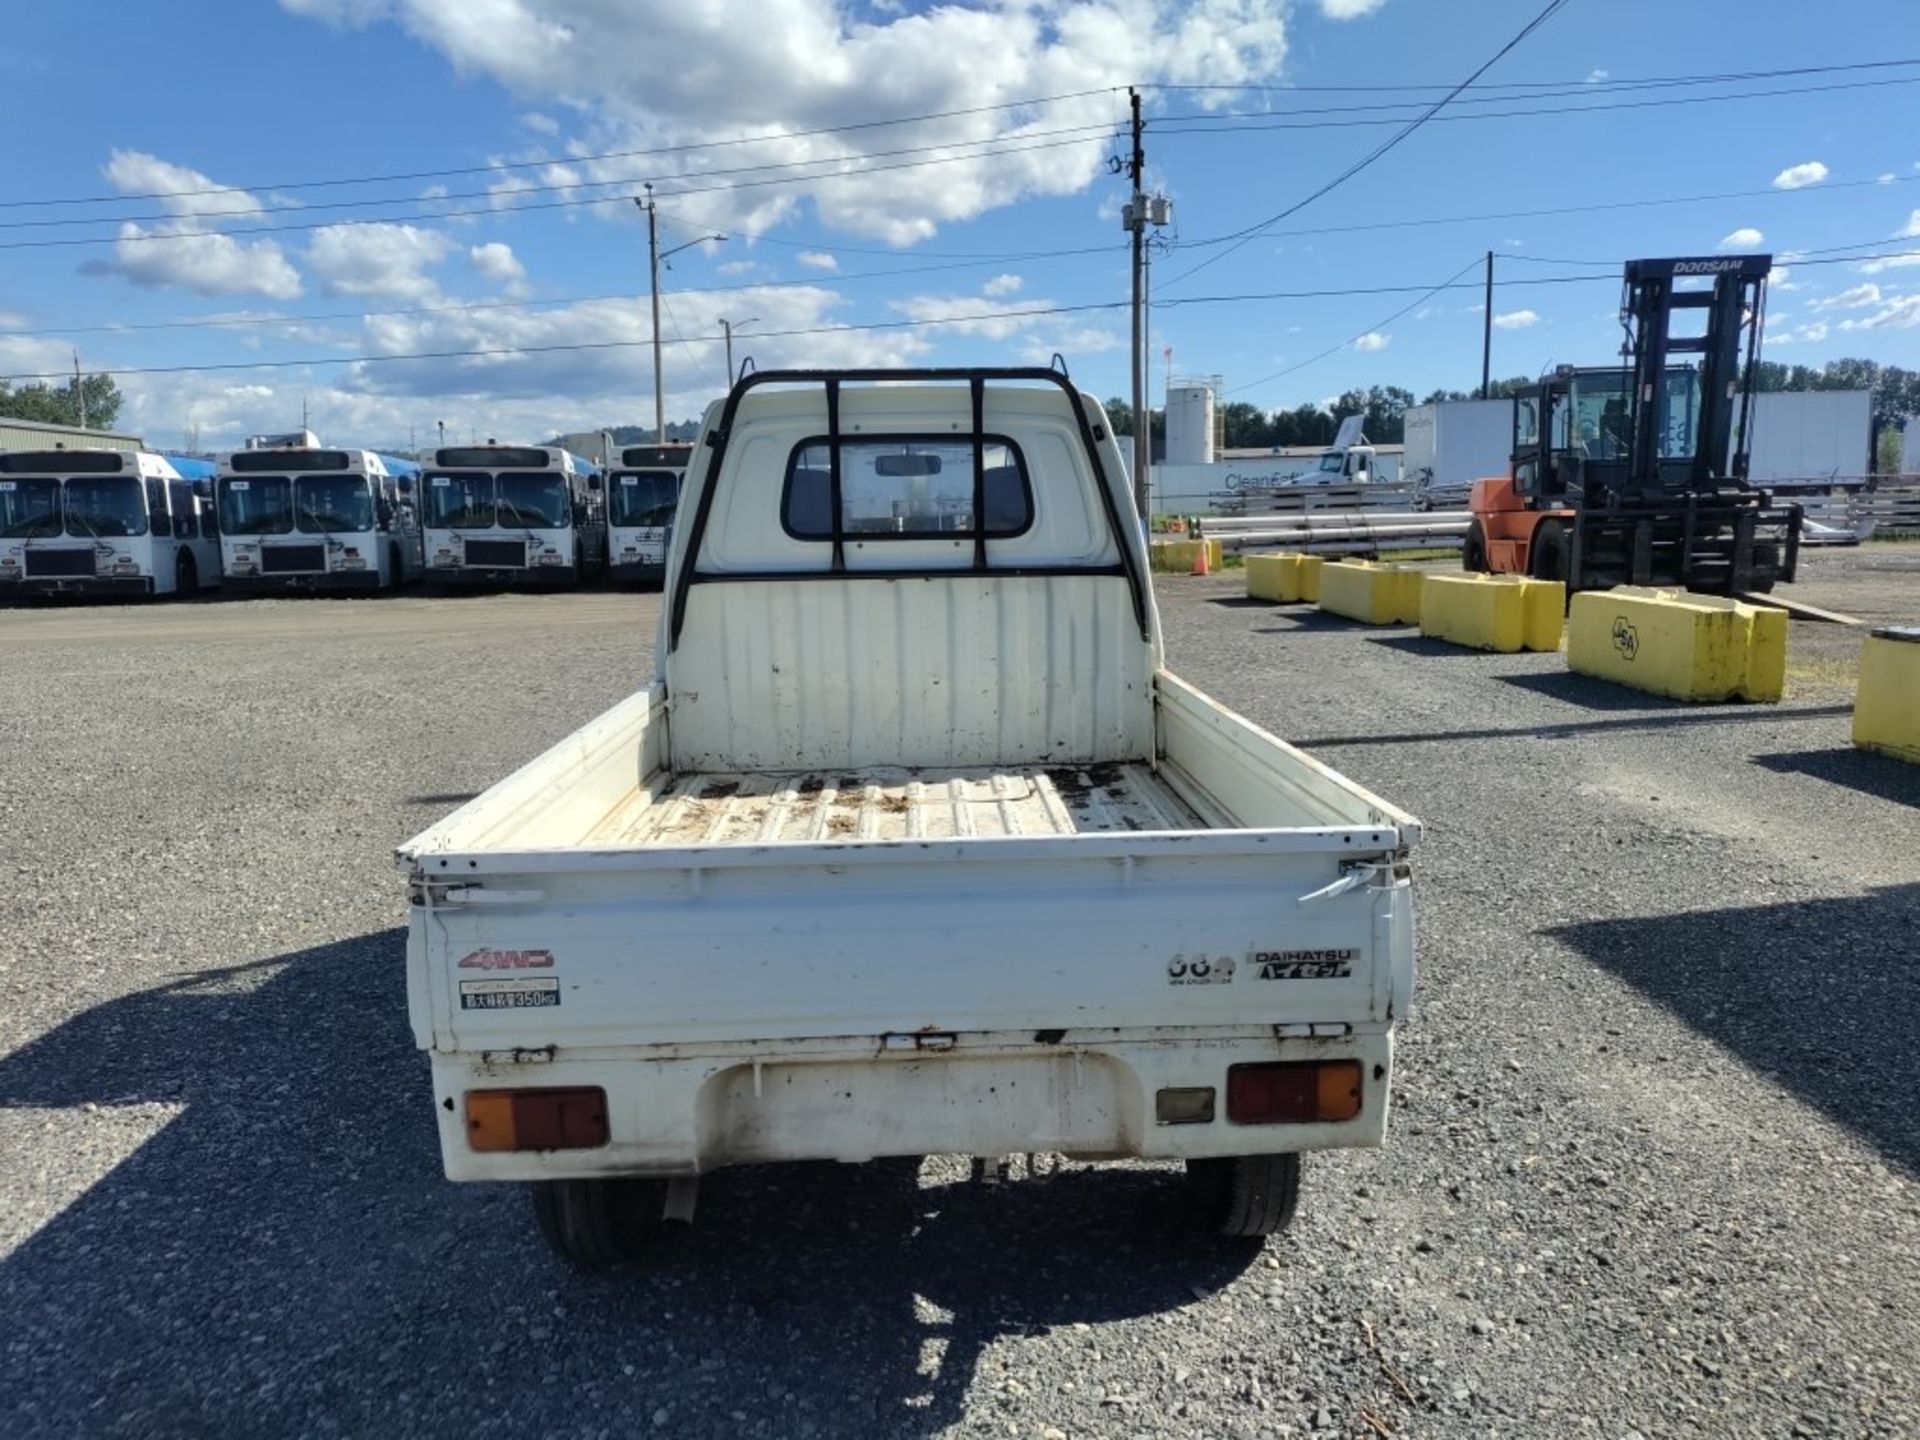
[1529, 518, 1568, 582]
[1462, 519, 1489, 572]
[531, 1178, 666, 1270]
[1184, 1153, 1302, 1237]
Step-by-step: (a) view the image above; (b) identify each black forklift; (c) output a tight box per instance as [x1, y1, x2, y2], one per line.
[1470, 254, 1802, 594]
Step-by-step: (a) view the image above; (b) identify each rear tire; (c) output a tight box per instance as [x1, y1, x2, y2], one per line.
[1462, 519, 1489, 573]
[1184, 1153, 1303, 1237]
[531, 1178, 666, 1271]
[1529, 518, 1568, 582]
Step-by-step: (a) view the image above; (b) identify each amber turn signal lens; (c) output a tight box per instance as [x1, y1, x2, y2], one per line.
[465, 1087, 609, 1152]
[1225, 1061, 1363, 1125]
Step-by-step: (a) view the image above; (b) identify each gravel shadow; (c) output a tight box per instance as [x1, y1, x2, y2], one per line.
[1500, 669, 1694, 711]
[1552, 883, 1920, 1176]
[1364, 634, 1494, 660]
[1753, 748, 1920, 808]
[0, 931, 1261, 1438]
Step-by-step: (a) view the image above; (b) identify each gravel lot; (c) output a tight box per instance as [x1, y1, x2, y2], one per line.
[2, 552, 1917, 1440]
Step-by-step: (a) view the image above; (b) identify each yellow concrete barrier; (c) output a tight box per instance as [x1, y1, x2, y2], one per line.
[1150, 538, 1222, 574]
[1853, 626, 1920, 763]
[1245, 552, 1322, 603]
[1567, 587, 1787, 702]
[1319, 560, 1425, 626]
[1418, 574, 1564, 653]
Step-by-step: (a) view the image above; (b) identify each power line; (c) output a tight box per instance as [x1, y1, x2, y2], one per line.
[1159, 0, 1575, 293]
[10, 247, 1912, 386]
[1157, 73, 1920, 138]
[0, 131, 1123, 252]
[0, 87, 1125, 212]
[1219, 258, 1489, 396]
[0, 242, 1126, 340]
[1153, 56, 1920, 98]
[0, 120, 1125, 234]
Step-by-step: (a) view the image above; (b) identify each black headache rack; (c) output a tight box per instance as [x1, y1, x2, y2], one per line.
[666, 365, 1149, 651]
[1568, 491, 1802, 594]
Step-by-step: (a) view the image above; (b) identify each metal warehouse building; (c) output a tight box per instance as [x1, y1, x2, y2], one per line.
[0, 416, 145, 455]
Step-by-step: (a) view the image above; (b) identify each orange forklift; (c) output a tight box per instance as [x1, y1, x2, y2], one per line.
[1464, 254, 1800, 594]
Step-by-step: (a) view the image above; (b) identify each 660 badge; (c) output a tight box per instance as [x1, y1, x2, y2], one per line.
[1167, 954, 1236, 986]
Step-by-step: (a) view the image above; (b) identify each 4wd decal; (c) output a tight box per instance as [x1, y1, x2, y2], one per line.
[1612, 617, 1639, 661]
[1167, 954, 1236, 986]
[1252, 949, 1356, 980]
[458, 948, 555, 971]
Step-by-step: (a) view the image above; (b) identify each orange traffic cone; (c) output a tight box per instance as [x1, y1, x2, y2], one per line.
[1191, 538, 1211, 577]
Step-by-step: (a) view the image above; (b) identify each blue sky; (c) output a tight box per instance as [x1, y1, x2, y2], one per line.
[2, 0, 1917, 451]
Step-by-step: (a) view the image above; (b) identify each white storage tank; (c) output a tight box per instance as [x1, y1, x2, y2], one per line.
[1165, 382, 1216, 466]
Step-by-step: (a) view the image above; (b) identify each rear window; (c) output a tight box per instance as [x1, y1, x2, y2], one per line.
[781, 436, 1032, 541]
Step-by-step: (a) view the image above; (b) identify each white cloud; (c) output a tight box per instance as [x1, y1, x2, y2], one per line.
[1771, 265, 1798, 291]
[305, 223, 454, 302]
[1858, 249, 1920, 275]
[469, 240, 530, 295]
[1718, 226, 1765, 250]
[795, 251, 839, 272]
[1800, 321, 1829, 343]
[716, 259, 764, 277]
[520, 111, 560, 136]
[1319, 0, 1386, 17]
[1811, 283, 1881, 311]
[1900, 209, 1920, 239]
[1878, 173, 1898, 186]
[1839, 295, 1920, 331]
[1772, 161, 1829, 190]
[982, 273, 1024, 297]
[278, 0, 1292, 244]
[84, 150, 303, 300]
[1351, 332, 1390, 352]
[1492, 309, 1539, 330]
[1586, 68, 1609, 83]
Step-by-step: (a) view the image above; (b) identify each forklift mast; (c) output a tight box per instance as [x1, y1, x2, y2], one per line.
[1619, 254, 1770, 495]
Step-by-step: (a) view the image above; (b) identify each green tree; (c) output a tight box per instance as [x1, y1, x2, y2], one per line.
[0, 374, 125, 430]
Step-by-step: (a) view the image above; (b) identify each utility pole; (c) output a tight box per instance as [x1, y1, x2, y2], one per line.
[73, 351, 86, 430]
[640, 184, 665, 443]
[1124, 88, 1148, 519]
[1481, 250, 1494, 400]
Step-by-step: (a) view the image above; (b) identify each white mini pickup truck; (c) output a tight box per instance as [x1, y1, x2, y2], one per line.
[399, 367, 1420, 1268]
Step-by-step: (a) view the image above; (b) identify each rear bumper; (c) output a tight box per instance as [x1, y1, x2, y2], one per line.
[0, 574, 153, 597]
[226, 570, 383, 593]
[427, 564, 578, 588]
[424, 1028, 1395, 1182]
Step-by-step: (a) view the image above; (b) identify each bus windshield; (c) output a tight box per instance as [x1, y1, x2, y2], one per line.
[0, 477, 62, 538]
[64, 476, 148, 538]
[295, 474, 373, 533]
[496, 472, 571, 529]
[424, 472, 493, 529]
[220, 476, 293, 535]
[610, 470, 679, 527]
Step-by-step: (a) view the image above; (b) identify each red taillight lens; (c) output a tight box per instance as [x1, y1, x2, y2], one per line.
[1226, 1061, 1363, 1125]
[465, 1087, 609, 1152]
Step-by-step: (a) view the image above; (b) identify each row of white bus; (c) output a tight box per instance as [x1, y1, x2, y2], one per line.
[0, 440, 693, 600]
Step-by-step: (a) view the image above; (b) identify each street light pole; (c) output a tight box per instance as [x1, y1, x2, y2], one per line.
[718, 316, 760, 386]
[637, 186, 728, 439]
[641, 185, 665, 443]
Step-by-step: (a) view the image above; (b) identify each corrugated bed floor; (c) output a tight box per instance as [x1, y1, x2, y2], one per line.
[586, 762, 1208, 847]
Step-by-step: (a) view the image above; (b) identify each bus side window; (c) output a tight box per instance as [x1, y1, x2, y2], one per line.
[170, 482, 197, 538]
[146, 478, 171, 537]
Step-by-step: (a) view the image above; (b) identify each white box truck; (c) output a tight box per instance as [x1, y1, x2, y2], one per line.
[1402, 399, 1513, 510]
[398, 367, 1421, 1268]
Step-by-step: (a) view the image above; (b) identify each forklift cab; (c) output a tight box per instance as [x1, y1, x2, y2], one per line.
[1512, 366, 1699, 509]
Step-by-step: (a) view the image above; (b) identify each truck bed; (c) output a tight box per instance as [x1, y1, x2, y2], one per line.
[586, 762, 1210, 848]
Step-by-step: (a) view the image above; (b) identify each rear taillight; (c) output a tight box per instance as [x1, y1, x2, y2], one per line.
[465, 1087, 609, 1152]
[1226, 1061, 1363, 1125]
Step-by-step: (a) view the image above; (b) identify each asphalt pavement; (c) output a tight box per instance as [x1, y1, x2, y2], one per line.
[1, 559, 1915, 1439]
